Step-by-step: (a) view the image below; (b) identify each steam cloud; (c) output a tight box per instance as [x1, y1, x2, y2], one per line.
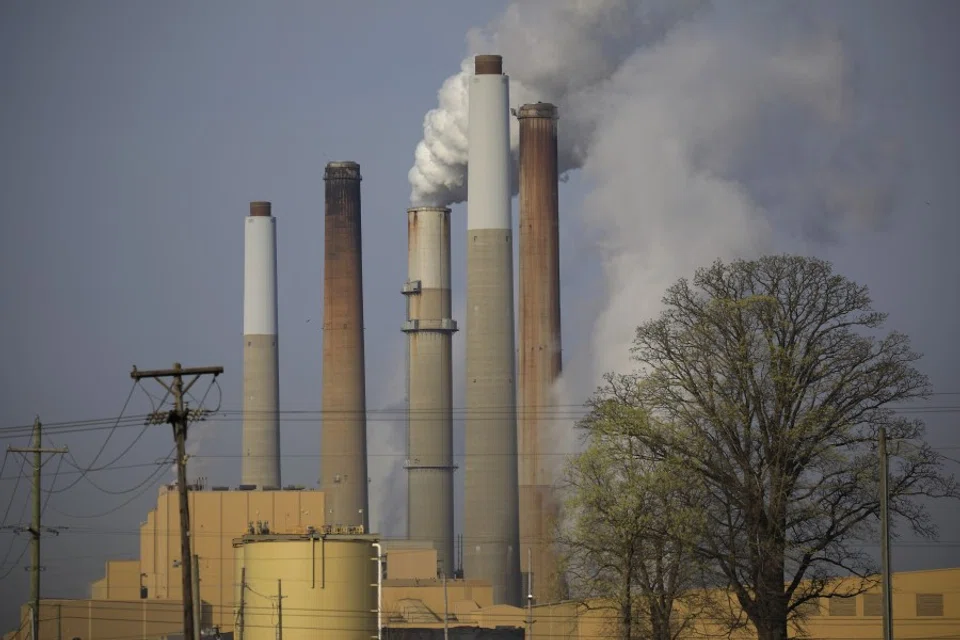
[408, 0, 903, 470]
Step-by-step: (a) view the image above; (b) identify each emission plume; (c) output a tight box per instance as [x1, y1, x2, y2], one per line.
[408, 0, 903, 481]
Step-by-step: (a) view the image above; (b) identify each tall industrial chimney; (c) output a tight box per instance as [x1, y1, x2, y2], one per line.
[242, 201, 281, 489]
[320, 161, 369, 531]
[464, 54, 522, 606]
[403, 206, 457, 575]
[517, 103, 565, 603]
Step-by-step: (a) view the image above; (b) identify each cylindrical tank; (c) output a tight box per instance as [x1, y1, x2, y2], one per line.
[321, 161, 369, 531]
[464, 53, 522, 606]
[403, 206, 457, 576]
[516, 103, 566, 603]
[242, 200, 282, 489]
[234, 535, 377, 640]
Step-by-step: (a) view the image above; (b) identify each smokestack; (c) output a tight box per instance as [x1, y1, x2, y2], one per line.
[403, 206, 457, 575]
[320, 161, 369, 531]
[242, 201, 281, 489]
[516, 103, 566, 603]
[464, 54, 522, 605]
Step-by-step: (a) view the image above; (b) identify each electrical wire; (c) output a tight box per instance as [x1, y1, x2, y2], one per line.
[45, 449, 175, 520]
[0, 451, 8, 486]
[0, 451, 64, 580]
[0, 458, 31, 572]
[3, 390, 960, 438]
[0, 452, 27, 526]
[43, 382, 140, 495]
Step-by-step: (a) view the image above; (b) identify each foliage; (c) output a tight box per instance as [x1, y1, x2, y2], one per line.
[620, 255, 957, 640]
[560, 376, 706, 640]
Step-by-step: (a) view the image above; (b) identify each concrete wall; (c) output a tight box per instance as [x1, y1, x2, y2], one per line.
[383, 579, 494, 622]
[526, 568, 960, 640]
[795, 568, 960, 640]
[385, 549, 439, 581]
[89, 560, 142, 600]
[382, 567, 960, 640]
[8, 599, 183, 640]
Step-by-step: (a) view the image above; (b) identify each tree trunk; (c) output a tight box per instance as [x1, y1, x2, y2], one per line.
[648, 598, 673, 640]
[754, 616, 788, 640]
[621, 588, 633, 640]
[751, 581, 789, 640]
[650, 615, 671, 640]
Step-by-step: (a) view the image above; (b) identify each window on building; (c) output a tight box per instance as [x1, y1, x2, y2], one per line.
[796, 599, 821, 617]
[829, 597, 857, 616]
[916, 593, 944, 617]
[862, 593, 882, 617]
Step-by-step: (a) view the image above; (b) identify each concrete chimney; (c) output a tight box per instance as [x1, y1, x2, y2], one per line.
[464, 54, 522, 605]
[517, 103, 566, 603]
[320, 161, 369, 531]
[403, 206, 457, 575]
[242, 201, 281, 489]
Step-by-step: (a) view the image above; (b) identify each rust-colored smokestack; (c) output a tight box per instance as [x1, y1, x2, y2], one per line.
[517, 102, 565, 604]
[321, 161, 369, 531]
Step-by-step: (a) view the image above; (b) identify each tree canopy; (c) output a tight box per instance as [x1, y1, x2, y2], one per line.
[565, 255, 957, 640]
[561, 380, 705, 640]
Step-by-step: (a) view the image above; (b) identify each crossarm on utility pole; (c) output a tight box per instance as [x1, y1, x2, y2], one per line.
[131, 365, 225, 380]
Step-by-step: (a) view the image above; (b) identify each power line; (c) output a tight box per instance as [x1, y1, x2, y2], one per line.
[44, 449, 175, 519]
[3, 391, 960, 437]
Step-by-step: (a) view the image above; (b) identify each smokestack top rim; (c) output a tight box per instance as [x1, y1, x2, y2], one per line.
[474, 54, 503, 75]
[324, 161, 362, 181]
[517, 102, 558, 120]
[249, 201, 273, 217]
[407, 205, 451, 215]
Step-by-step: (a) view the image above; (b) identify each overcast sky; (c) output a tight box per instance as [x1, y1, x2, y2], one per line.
[1, 0, 958, 631]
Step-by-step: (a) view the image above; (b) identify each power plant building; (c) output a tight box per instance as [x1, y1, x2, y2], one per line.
[516, 103, 565, 603]
[320, 161, 369, 531]
[463, 54, 522, 606]
[403, 206, 457, 576]
[242, 201, 282, 489]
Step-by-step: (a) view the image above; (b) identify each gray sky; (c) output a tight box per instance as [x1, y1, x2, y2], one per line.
[1, 0, 958, 631]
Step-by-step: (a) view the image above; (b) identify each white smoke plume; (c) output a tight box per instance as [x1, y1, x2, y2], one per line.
[409, 0, 904, 481]
[368, 348, 408, 538]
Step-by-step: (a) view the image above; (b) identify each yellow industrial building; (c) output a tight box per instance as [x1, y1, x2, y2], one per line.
[4, 483, 958, 640]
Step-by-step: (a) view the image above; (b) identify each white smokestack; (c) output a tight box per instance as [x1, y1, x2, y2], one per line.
[241, 201, 281, 488]
[463, 54, 523, 606]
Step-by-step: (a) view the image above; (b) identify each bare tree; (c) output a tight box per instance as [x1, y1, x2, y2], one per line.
[624, 255, 957, 640]
[560, 374, 706, 640]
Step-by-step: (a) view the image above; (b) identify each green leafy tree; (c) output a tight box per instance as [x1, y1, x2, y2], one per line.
[560, 377, 706, 640]
[623, 255, 957, 640]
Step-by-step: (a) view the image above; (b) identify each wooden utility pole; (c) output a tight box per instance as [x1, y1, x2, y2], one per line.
[237, 568, 246, 640]
[131, 363, 223, 640]
[276, 579, 283, 640]
[879, 427, 894, 640]
[441, 570, 449, 640]
[8, 417, 68, 640]
[527, 547, 534, 639]
[192, 554, 201, 640]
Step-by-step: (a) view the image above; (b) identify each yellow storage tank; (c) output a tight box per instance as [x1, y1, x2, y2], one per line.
[234, 533, 377, 640]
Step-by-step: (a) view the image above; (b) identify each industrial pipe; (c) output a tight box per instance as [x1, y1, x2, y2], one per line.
[372, 542, 383, 640]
